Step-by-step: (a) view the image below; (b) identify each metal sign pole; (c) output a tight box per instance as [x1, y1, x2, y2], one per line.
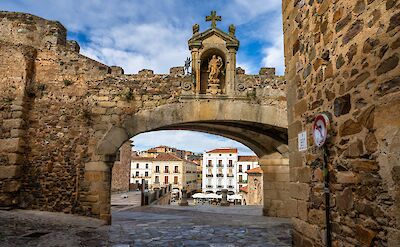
[323, 145, 332, 247]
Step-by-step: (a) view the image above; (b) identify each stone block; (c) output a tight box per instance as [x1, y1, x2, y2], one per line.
[355, 224, 377, 246]
[91, 107, 107, 115]
[336, 171, 359, 184]
[297, 200, 308, 220]
[297, 166, 312, 183]
[10, 129, 24, 138]
[0, 165, 21, 178]
[292, 218, 321, 241]
[2, 180, 21, 192]
[0, 138, 23, 153]
[290, 182, 310, 200]
[336, 187, 353, 212]
[85, 162, 110, 172]
[3, 119, 24, 129]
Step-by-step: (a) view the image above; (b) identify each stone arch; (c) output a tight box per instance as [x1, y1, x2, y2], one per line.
[92, 100, 290, 223]
[96, 100, 288, 157]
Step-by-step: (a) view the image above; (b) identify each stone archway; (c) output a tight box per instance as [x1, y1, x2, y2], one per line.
[93, 100, 290, 222]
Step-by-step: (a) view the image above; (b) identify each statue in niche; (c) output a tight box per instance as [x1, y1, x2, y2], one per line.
[207, 55, 223, 83]
[206, 55, 223, 94]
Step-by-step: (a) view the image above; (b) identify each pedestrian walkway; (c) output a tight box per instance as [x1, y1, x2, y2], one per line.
[0, 205, 292, 246]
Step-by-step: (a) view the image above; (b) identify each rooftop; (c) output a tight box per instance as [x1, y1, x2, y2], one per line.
[246, 167, 263, 174]
[206, 148, 238, 154]
[238, 156, 258, 162]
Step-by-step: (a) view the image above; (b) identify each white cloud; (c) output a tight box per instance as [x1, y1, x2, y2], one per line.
[262, 33, 285, 75]
[132, 130, 255, 155]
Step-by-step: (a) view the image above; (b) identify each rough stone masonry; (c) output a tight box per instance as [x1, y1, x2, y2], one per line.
[283, 0, 400, 246]
[0, 11, 289, 226]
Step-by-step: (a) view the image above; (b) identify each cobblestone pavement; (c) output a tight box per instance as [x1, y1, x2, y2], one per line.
[0, 205, 292, 247]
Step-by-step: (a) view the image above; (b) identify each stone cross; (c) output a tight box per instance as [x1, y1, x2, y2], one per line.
[206, 11, 221, 29]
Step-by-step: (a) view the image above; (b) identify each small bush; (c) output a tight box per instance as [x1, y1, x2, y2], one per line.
[122, 89, 133, 101]
[63, 79, 74, 86]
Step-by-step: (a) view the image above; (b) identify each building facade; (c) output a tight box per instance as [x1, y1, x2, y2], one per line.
[237, 156, 259, 190]
[202, 148, 238, 195]
[151, 153, 197, 195]
[240, 167, 263, 205]
[130, 156, 154, 188]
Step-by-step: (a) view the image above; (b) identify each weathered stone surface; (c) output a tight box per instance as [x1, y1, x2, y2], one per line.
[0, 166, 21, 179]
[343, 20, 363, 44]
[376, 76, 400, 96]
[347, 71, 370, 90]
[349, 160, 379, 172]
[387, 12, 400, 32]
[356, 105, 374, 130]
[376, 54, 399, 75]
[365, 132, 378, 153]
[336, 187, 353, 212]
[336, 171, 359, 184]
[334, 94, 351, 117]
[339, 119, 362, 136]
[355, 224, 377, 245]
[343, 139, 364, 157]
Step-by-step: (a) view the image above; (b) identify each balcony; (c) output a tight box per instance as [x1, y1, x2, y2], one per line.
[216, 174, 223, 177]
[216, 164, 223, 168]
[217, 185, 223, 188]
[227, 174, 234, 177]
[206, 185, 213, 188]
[227, 165, 234, 167]
[206, 164, 213, 167]
[206, 174, 213, 177]
[239, 180, 248, 183]
[228, 185, 234, 188]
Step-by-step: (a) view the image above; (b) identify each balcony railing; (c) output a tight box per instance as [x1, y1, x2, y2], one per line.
[206, 174, 213, 177]
[217, 185, 223, 188]
[227, 165, 234, 167]
[216, 173, 223, 177]
[216, 164, 223, 167]
[227, 174, 234, 177]
[228, 185, 234, 188]
[239, 180, 248, 183]
[206, 185, 213, 188]
[206, 165, 213, 167]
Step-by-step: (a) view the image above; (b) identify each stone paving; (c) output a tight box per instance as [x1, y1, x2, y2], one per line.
[0, 205, 292, 247]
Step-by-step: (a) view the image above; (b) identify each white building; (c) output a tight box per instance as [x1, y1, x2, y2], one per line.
[202, 148, 238, 195]
[237, 156, 259, 190]
[130, 156, 154, 187]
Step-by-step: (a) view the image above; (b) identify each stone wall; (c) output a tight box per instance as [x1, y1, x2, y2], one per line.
[111, 141, 132, 193]
[0, 11, 288, 222]
[283, 0, 400, 246]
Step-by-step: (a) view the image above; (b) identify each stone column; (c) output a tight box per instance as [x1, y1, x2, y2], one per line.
[220, 189, 230, 206]
[179, 189, 189, 206]
[259, 157, 292, 218]
[191, 48, 200, 94]
[82, 160, 113, 224]
[225, 47, 237, 95]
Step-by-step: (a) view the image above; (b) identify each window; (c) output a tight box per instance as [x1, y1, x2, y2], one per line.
[145, 163, 148, 169]
[218, 160, 222, 166]
[228, 160, 233, 167]
[155, 176, 159, 183]
[247, 165, 251, 170]
[165, 166, 169, 173]
[239, 165, 242, 172]
[174, 176, 178, 184]
[239, 175, 243, 182]
[155, 166, 160, 173]
[136, 163, 139, 169]
[136, 180, 139, 184]
[164, 176, 169, 184]
[208, 160, 212, 166]
[174, 166, 179, 173]
[136, 171, 139, 176]
[145, 171, 148, 177]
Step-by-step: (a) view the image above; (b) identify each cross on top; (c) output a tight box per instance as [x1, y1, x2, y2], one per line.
[206, 10, 221, 29]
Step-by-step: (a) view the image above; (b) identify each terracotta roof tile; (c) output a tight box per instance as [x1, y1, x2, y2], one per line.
[246, 167, 263, 174]
[206, 148, 238, 154]
[238, 156, 258, 162]
[240, 186, 248, 193]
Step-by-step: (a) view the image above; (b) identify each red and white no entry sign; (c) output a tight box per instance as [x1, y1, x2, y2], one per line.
[312, 114, 330, 147]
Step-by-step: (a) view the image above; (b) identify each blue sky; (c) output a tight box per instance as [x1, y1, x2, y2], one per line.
[1, 0, 284, 155]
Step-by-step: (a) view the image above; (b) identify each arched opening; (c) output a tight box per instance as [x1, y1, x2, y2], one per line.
[95, 100, 290, 224]
[199, 48, 226, 94]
